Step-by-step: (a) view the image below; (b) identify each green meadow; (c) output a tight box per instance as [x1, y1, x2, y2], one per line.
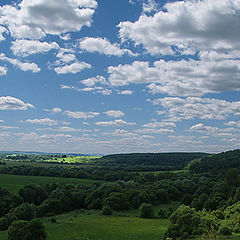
[0, 210, 169, 240]
[0, 174, 102, 193]
[44, 156, 101, 164]
[1, 209, 239, 240]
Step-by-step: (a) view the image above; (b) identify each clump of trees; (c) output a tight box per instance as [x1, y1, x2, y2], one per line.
[139, 203, 153, 218]
[8, 219, 47, 240]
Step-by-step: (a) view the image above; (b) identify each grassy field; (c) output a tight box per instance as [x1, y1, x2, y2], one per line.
[0, 209, 239, 240]
[44, 156, 101, 164]
[0, 174, 102, 193]
[0, 209, 169, 240]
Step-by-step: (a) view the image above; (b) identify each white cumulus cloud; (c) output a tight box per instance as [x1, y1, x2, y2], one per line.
[152, 97, 240, 121]
[11, 40, 59, 57]
[95, 119, 136, 127]
[104, 110, 125, 118]
[79, 37, 137, 57]
[0, 53, 40, 73]
[54, 62, 91, 74]
[0, 0, 97, 39]
[119, 0, 240, 55]
[0, 96, 34, 110]
[26, 118, 58, 126]
[65, 110, 99, 119]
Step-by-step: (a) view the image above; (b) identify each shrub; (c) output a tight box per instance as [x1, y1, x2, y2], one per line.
[218, 223, 232, 236]
[139, 203, 153, 218]
[102, 205, 112, 216]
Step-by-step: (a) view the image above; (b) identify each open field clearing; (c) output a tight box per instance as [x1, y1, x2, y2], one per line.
[0, 174, 102, 193]
[0, 210, 169, 240]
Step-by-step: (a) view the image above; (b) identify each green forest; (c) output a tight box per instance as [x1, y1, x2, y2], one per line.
[0, 149, 240, 239]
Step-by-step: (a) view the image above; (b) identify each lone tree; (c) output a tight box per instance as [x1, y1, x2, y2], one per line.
[8, 219, 47, 240]
[139, 203, 153, 218]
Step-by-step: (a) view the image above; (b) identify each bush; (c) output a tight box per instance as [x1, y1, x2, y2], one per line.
[218, 223, 232, 236]
[0, 217, 7, 231]
[8, 219, 47, 240]
[50, 217, 57, 223]
[139, 203, 153, 218]
[8, 220, 28, 240]
[158, 208, 172, 219]
[102, 205, 112, 216]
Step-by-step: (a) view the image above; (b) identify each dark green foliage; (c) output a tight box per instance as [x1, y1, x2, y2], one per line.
[181, 193, 193, 205]
[225, 168, 240, 187]
[5, 203, 38, 227]
[167, 186, 181, 201]
[24, 219, 47, 240]
[104, 192, 131, 210]
[139, 203, 153, 218]
[8, 220, 28, 240]
[19, 185, 47, 205]
[0, 186, 22, 218]
[156, 188, 169, 203]
[190, 149, 240, 173]
[100, 152, 209, 170]
[102, 205, 112, 215]
[50, 217, 56, 223]
[158, 208, 172, 219]
[218, 223, 232, 236]
[8, 219, 47, 240]
[0, 217, 7, 231]
[164, 205, 218, 239]
[131, 195, 141, 209]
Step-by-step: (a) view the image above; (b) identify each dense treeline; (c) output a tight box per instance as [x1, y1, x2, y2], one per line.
[0, 154, 62, 162]
[190, 149, 240, 173]
[1, 149, 240, 239]
[99, 152, 209, 169]
[0, 165, 136, 182]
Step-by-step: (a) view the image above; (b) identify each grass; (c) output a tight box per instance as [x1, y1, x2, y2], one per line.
[0, 203, 239, 240]
[44, 156, 101, 164]
[0, 174, 103, 193]
[0, 209, 169, 240]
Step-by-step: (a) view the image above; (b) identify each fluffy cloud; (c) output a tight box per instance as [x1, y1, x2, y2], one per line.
[0, 0, 97, 39]
[117, 90, 133, 95]
[52, 107, 62, 113]
[108, 58, 240, 96]
[189, 124, 240, 141]
[11, 40, 59, 57]
[108, 61, 159, 86]
[152, 97, 240, 121]
[61, 84, 112, 96]
[95, 119, 136, 127]
[0, 53, 40, 73]
[142, 0, 158, 13]
[54, 62, 91, 74]
[56, 48, 76, 63]
[79, 37, 137, 56]
[0, 66, 7, 76]
[143, 121, 176, 128]
[0, 125, 18, 129]
[119, 0, 240, 55]
[26, 118, 58, 126]
[58, 126, 82, 132]
[0, 26, 8, 41]
[103, 129, 138, 138]
[81, 76, 107, 87]
[65, 110, 99, 119]
[135, 128, 174, 134]
[0, 96, 34, 110]
[104, 110, 125, 118]
[189, 124, 222, 133]
[224, 121, 240, 128]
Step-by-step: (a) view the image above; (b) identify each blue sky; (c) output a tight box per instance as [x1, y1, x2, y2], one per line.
[0, 0, 239, 154]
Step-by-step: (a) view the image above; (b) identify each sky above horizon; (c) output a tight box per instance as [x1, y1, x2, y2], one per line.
[0, 0, 239, 154]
